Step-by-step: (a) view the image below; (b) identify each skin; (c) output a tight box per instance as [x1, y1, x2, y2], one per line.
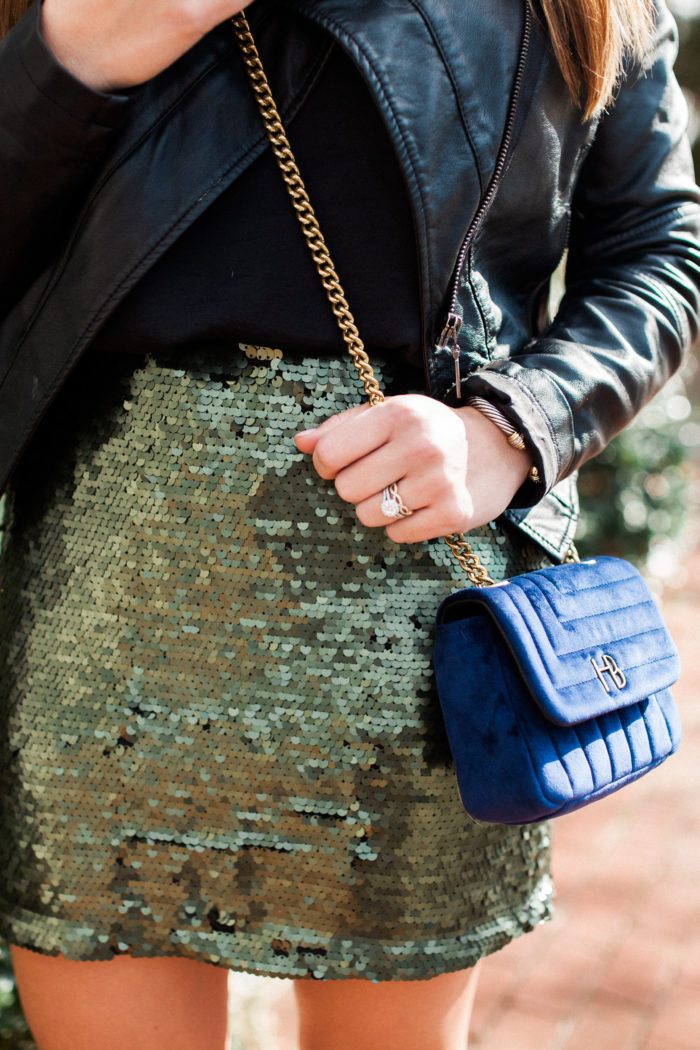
[10, 949, 230, 1050]
[19, 5, 532, 1045]
[40, 0, 257, 90]
[11, 947, 480, 1050]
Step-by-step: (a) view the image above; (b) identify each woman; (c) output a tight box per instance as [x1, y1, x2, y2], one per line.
[0, 0, 698, 1047]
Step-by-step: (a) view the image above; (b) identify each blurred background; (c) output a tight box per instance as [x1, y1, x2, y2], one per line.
[2, 1, 700, 1046]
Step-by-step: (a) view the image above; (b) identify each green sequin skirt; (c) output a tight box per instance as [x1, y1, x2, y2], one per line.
[0, 345, 553, 981]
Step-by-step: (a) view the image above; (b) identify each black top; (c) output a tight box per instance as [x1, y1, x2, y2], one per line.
[94, 43, 424, 371]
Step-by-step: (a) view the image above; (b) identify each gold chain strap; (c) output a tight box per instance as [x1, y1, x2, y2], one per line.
[232, 12, 495, 585]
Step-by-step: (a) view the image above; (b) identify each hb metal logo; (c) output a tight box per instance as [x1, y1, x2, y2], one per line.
[590, 654, 627, 693]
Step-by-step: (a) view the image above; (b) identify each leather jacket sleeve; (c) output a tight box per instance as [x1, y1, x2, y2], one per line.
[0, 4, 132, 309]
[461, 1, 700, 507]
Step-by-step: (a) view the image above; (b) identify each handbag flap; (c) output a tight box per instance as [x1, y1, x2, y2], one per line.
[435, 556, 681, 726]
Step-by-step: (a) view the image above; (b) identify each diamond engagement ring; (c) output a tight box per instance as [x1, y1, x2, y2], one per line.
[380, 483, 413, 520]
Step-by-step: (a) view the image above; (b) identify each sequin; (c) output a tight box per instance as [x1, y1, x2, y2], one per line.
[0, 346, 552, 981]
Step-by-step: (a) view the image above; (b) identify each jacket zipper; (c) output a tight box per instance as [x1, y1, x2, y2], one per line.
[436, 1, 532, 399]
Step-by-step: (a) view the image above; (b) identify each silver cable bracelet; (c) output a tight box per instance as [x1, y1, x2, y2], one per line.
[466, 396, 541, 483]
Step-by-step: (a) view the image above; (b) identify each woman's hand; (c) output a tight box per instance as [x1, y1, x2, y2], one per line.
[40, 0, 255, 92]
[293, 395, 533, 543]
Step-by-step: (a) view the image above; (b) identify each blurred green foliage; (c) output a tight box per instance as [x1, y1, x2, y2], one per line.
[575, 375, 699, 575]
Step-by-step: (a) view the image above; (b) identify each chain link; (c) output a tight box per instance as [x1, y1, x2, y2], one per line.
[443, 534, 495, 586]
[232, 11, 495, 587]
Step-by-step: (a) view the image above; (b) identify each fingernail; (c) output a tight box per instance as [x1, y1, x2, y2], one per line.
[294, 429, 315, 439]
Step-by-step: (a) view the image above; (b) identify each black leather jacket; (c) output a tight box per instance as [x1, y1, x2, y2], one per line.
[1, 0, 699, 557]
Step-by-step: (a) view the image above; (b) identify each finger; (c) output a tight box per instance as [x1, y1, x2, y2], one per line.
[358, 486, 476, 541]
[387, 497, 479, 543]
[332, 443, 419, 505]
[354, 477, 429, 529]
[312, 403, 393, 480]
[353, 461, 468, 529]
[293, 404, 371, 455]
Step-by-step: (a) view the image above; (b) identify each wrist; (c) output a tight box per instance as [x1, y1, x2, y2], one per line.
[458, 397, 540, 484]
[449, 403, 534, 523]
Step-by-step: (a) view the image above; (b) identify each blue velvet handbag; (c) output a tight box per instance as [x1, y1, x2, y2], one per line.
[434, 555, 682, 825]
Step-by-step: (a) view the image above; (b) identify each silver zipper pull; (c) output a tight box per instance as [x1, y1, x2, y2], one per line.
[437, 312, 463, 399]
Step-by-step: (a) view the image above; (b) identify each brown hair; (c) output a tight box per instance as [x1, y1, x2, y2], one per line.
[1, 0, 654, 116]
[538, 0, 654, 117]
[1, 0, 29, 39]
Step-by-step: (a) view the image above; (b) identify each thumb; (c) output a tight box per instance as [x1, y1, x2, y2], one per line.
[293, 404, 369, 454]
